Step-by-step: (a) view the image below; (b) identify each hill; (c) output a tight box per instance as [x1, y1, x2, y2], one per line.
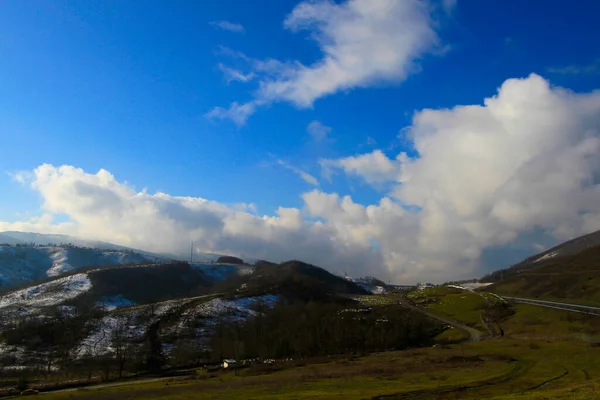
[0, 259, 369, 323]
[0, 258, 438, 386]
[484, 231, 600, 305]
[481, 229, 600, 283]
[0, 231, 253, 265]
[0, 244, 167, 289]
[215, 260, 369, 302]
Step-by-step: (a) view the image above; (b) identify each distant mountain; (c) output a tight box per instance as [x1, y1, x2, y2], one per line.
[0, 231, 169, 259]
[0, 233, 24, 246]
[0, 231, 256, 265]
[0, 245, 167, 289]
[484, 230, 600, 304]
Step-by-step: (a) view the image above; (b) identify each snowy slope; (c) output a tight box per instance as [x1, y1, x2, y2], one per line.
[0, 231, 256, 265]
[0, 273, 91, 311]
[345, 276, 387, 294]
[76, 294, 279, 358]
[0, 245, 166, 288]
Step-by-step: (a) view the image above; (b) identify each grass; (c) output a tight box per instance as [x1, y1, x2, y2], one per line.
[354, 294, 401, 306]
[408, 286, 490, 332]
[28, 289, 600, 399]
[38, 339, 600, 400]
[503, 303, 600, 340]
[486, 244, 600, 307]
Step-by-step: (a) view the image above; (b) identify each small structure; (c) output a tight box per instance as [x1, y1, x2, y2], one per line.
[222, 359, 237, 369]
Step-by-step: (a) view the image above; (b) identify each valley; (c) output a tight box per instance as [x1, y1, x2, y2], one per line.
[0, 231, 600, 398]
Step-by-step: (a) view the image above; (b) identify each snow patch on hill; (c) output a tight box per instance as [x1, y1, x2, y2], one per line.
[0, 273, 92, 310]
[0, 245, 166, 288]
[76, 315, 144, 358]
[48, 248, 74, 276]
[534, 251, 558, 263]
[76, 294, 279, 358]
[345, 276, 387, 294]
[188, 295, 278, 320]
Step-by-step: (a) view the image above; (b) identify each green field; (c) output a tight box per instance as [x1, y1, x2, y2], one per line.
[37, 338, 600, 400]
[407, 286, 490, 332]
[19, 288, 600, 399]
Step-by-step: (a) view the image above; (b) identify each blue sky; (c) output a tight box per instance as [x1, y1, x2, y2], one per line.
[1, 0, 600, 282]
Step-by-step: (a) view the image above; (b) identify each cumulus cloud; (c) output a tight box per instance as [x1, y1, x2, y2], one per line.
[307, 120, 332, 141]
[321, 150, 403, 183]
[210, 20, 245, 33]
[1, 164, 382, 279]
[4, 75, 600, 283]
[209, 0, 441, 123]
[324, 73, 600, 278]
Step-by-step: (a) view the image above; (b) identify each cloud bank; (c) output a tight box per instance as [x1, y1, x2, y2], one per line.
[4, 75, 600, 283]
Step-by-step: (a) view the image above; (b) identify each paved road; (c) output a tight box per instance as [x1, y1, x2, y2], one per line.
[401, 302, 481, 342]
[502, 296, 600, 316]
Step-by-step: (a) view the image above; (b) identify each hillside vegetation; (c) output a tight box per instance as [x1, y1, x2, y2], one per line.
[487, 244, 600, 305]
[215, 260, 368, 302]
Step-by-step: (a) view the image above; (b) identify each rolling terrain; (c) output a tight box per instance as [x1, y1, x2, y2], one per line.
[0, 257, 419, 393]
[485, 240, 600, 305]
[2, 231, 600, 398]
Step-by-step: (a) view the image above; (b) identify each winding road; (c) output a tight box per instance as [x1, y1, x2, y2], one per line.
[401, 302, 481, 342]
[501, 296, 600, 316]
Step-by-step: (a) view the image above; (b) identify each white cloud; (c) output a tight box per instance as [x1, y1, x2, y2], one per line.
[547, 58, 600, 75]
[4, 75, 600, 283]
[205, 101, 259, 126]
[218, 63, 255, 84]
[321, 150, 402, 183]
[323, 73, 600, 279]
[276, 159, 319, 186]
[8, 170, 33, 184]
[211, 0, 442, 123]
[307, 120, 332, 141]
[0, 164, 383, 279]
[210, 20, 245, 33]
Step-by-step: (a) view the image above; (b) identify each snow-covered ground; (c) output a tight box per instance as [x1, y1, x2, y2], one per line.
[345, 276, 387, 294]
[75, 294, 279, 358]
[0, 245, 165, 288]
[185, 295, 278, 321]
[0, 273, 92, 310]
[533, 251, 558, 263]
[456, 282, 494, 290]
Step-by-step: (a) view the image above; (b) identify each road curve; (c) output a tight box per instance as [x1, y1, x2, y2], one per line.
[501, 296, 600, 316]
[401, 302, 481, 342]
